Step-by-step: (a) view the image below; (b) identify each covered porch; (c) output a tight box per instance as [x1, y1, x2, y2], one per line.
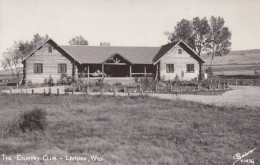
[77, 54, 155, 78]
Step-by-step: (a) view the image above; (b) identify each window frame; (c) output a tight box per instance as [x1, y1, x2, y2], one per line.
[186, 64, 195, 73]
[178, 49, 182, 54]
[34, 63, 43, 73]
[48, 46, 52, 53]
[166, 64, 174, 73]
[58, 63, 67, 73]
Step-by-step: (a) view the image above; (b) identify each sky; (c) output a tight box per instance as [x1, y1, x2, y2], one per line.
[0, 0, 260, 62]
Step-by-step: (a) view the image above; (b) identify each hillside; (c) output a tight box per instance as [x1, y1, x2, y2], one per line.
[201, 49, 260, 76]
[202, 49, 260, 66]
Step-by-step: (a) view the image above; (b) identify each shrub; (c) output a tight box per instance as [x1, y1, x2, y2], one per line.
[95, 79, 104, 87]
[58, 74, 73, 85]
[48, 75, 54, 86]
[205, 67, 214, 78]
[18, 107, 47, 133]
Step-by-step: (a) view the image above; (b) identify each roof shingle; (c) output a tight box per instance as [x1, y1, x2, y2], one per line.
[61, 45, 161, 64]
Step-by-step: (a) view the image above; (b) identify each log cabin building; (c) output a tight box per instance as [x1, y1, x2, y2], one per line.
[21, 38, 204, 84]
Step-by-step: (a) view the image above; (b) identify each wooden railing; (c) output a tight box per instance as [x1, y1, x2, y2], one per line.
[78, 72, 154, 78]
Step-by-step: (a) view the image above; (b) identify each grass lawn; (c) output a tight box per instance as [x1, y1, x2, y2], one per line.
[0, 94, 259, 165]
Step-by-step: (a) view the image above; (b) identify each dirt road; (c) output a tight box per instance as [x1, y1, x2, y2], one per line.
[148, 86, 260, 107]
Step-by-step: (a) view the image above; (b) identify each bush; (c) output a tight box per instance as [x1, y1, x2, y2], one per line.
[47, 75, 54, 86]
[18, 107, 47, 133]
[58, 74, 73, 85]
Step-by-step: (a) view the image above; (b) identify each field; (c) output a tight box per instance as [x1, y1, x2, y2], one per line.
[202, 49, 260, 76]
[0, 94, 259, 165]
[204, 64, 260, 76]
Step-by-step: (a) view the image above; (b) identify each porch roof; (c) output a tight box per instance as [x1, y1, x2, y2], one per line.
[61, 45, 161, 64]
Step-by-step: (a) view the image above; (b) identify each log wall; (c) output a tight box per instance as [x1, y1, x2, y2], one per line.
[24, 42, 75, 84]
[159, 45, 200, 81]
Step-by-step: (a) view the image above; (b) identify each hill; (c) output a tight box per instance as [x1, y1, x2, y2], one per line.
[202, 49, 260, 66]
[201, 49, 260, 76]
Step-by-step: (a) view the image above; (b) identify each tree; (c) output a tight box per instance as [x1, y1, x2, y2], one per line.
[191, 17, 211, 56]
[165, 16, 231, 62]
[69, 36, 88, 45]
[1, 33, 49, 79]
[205, 16, 232, 65]
[18, 33, 49, 57]
[165, 19, 194, 49]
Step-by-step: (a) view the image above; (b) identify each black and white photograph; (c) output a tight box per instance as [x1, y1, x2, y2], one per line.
[0, 0, 259, 164]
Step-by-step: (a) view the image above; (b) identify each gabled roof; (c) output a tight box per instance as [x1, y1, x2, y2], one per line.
[153, 40, 205, 64]
[22, 38, 81, 63]
[152, 41, 179, 63]
[61, 45, 160, 64]
[22, 38, 204, 65]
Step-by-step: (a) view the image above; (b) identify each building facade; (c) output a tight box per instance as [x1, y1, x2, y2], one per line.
[22, 38, 204, 84]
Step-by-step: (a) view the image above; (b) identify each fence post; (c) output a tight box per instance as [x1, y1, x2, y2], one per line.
[100, 88, 103, 96]
[114, 88, 116, 96]
[86, 87, 90, 95]
[124, 86, 126, 93]
[217, 83, 221, 90]
[10, 88, 12, 94]
[251, 81, 254, 86]
[155, 85, 158, 93]
[72, 86, 75, 95]
[128, 90, 130, 97]
[21, 88, 23, 94]
[32, 89, 34, 94]
[170, 84, 173, 92]
[16, 83, 18, 89]
[57, 88, 59, 96]
[49, 87, 51, 95]
[44, 89, 46, 95]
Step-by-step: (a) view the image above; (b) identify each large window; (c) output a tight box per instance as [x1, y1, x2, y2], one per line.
[186, 64, 194, 73]
[166, 64, 174, 73]
[34, 63, 43, 73]
[58, 64, 67, 73]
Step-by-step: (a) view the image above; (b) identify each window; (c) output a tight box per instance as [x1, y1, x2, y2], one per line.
[178, 49, 182, 54]
[48, 46, 52, 53]
[58, 64, 67, 73]
[186, 64, 194, 73]
[166, 64, 174, 73]
[34, 63, 43, 73]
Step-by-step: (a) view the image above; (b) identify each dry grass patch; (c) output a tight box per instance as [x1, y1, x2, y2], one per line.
[0, 94, 259, 165]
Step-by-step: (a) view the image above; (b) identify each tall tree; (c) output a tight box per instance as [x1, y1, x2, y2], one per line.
[205, 16, 232, 65]
[165, 16, 231, 61]
[1, 33, 49, 79]
[69, 36, 88, 45]
[165, 19, 194, 48]
[192, 17, 211, 56]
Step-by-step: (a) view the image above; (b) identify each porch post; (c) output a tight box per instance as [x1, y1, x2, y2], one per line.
[72, 60, 75, 81]
[102, 63, 104, 78]
[144, 65, 147, 77]
[87, 65, 89, 79]
[155, 64, 158, 80]
[129, 65, 132, 77]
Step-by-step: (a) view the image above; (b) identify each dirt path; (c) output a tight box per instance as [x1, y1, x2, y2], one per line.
[148, 86, 260, 107]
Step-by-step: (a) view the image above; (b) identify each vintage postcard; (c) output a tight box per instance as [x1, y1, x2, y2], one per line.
[0, 0, 259, 164]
